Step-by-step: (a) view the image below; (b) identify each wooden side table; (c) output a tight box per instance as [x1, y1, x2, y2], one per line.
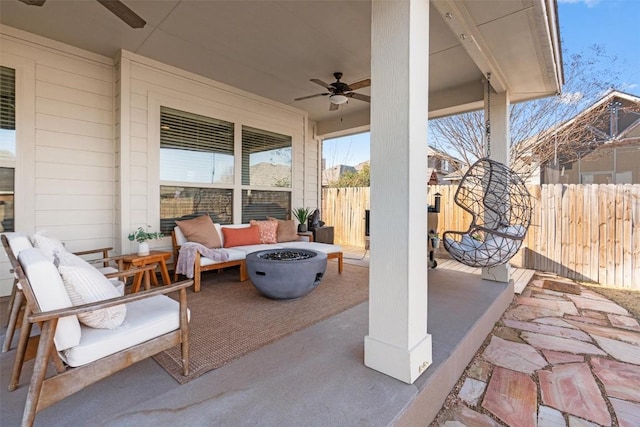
[297, 231, 314, 242]
[120, 251, 172, 293]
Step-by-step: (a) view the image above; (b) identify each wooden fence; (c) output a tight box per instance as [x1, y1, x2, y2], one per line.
[322, 184, 640, 289]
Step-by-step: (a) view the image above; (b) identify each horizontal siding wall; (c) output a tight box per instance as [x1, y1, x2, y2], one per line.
[119, 51, 311, 255]
[0, 30, 316, 295]
[0, 28, 115, 295]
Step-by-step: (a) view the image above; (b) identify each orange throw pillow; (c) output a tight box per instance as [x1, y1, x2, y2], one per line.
[176, 215, 222, 248]
[250, 220, 279, 244]
[222, 225, 261, 248]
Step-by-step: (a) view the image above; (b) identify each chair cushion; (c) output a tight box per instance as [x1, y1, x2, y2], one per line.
[250, 220, 278, 244]
[56, 252, 127, 329]
[222, 225, 261, 248]
[18, 248, 81, 351]
[97, 266, 119, 275]
[60, 295, 187, 367]
[31, 230, 66, 261]
[267, 217, 299, 242]
[6, 232, 33, 257]
[176, 214, 222, 248]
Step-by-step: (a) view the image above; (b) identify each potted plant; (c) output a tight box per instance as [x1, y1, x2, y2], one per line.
[292, 207, 313, 233]
[429, 230, 440, 249]
[128, 226, 164, 256]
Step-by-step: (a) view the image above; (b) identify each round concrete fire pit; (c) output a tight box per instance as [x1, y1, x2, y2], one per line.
[246, 249, 327, 299]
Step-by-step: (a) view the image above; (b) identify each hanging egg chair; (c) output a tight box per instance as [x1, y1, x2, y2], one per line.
[442, 73, 532, 268]
[442, 157, 532, 268]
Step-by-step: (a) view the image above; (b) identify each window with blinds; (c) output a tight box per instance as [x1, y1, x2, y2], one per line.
[241, 125, 292, 187]
[0, 65, 15, 232]
[0, 66, 16, 162]
[159, 186, 233, 233]
[242, 190, 290, 223]
[160, 106, 234, 184]
[158, 108, 295, 226]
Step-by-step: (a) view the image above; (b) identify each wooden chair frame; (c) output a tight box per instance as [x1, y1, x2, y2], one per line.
[6, 245, 192, 427]
[7, 262, 161, 392]
[2, 237, 149, 354]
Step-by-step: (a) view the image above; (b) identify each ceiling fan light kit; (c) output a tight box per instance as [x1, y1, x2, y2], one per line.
[294, 72, 371, 111]
[329, 94, 348, 105]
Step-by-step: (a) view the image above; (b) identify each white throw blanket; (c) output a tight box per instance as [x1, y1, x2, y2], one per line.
[176, 242, 230, 279]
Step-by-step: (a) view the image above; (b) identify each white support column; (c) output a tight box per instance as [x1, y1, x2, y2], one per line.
[365, 0, 432, 384]
[481, 89, 512, 282]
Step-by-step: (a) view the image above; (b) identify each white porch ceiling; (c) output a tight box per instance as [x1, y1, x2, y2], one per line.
[0, 0, 562, 136]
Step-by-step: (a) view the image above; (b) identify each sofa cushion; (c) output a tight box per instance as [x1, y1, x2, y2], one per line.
[267, 217, 298, 242]
[250, 219, 278, 244]
[18, 248, 81, 351]
[279, 241, 342, 254]
[31, 230, 66, 261]
[222, 225, 261, 248]
[231, 243, 284, 255]
[57, 252, 127, 329]
[200, 248, 246, 267]
[60, 295, 186, 367]
[176, 214, 222, 248]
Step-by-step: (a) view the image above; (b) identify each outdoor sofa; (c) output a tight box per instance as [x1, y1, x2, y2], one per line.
[172, 215, 343, 292]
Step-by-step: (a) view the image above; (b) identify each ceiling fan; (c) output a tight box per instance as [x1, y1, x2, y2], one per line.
[295, 72, 371, 111]
[18, 0, 146, 29]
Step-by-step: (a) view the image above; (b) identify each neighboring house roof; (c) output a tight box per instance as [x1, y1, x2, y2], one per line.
[250, 162, 291, 187]
[540, 90, 640, 151]
[322, 164, 357, 186]
[507, 89, 640, 181]
[560, 90, 639, 137]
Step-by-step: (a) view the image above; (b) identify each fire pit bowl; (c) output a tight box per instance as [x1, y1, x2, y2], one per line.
[246, 249, 327, 299]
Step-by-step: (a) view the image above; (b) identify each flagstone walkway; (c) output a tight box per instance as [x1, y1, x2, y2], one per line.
[432, 275, 640, 427]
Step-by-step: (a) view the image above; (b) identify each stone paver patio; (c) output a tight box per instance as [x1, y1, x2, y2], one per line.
[433, 275, 640, 427]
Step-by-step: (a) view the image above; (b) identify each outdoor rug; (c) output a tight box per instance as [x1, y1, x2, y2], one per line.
[153, 262, 369, 384]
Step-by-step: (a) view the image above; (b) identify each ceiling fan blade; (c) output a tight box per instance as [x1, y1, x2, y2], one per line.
[329, 103, 339, 111]
[310, 79, 333, 90]
[294, 93, 328, 101]
[97, 0, 146, 29]
[347, 78, 371, 91]
[347, 93, 371, 103]
[18, 0, 46, 5]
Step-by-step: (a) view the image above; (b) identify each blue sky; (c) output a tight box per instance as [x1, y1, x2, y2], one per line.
[323, 0, 640, 168]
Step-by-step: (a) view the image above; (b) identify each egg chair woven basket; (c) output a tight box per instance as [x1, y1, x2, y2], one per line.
[442, 157, 532, 268]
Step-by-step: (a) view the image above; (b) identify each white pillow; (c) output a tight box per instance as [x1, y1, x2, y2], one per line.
[54, 250, 92, 268]
[31, 231, 66, 261]
[55, 251, 125, 295]
[57, 261, 127, 330]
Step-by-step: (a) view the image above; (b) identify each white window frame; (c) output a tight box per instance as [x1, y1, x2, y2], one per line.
[0, 53, 36, 232]
[148, 92, 296, 225]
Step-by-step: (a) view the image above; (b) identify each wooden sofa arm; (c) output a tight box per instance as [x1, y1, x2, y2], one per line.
[27, 279, 193, 323]
[72, 247, 113, 257]
[103, 263, 158, 280]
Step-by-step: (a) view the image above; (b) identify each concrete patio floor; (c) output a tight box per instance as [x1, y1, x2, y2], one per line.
[0, 257, 511, 427]
[1, 250, 638, 426]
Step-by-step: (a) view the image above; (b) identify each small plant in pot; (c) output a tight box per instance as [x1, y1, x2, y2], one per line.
[429, 230, 440, 249]
[292, 207, 313, 233]
[128, 226, 164, 256]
